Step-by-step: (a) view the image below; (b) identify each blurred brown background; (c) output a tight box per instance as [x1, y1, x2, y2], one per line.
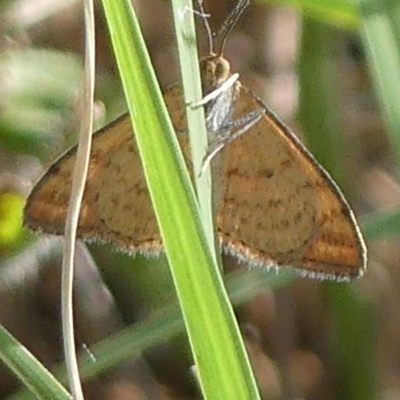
[0, 0, 398, 399]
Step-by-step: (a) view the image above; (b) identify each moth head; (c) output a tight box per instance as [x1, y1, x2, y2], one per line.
[199, 54, 231, 93]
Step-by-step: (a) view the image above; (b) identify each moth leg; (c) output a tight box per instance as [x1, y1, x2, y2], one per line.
[189, 73, 239, 108]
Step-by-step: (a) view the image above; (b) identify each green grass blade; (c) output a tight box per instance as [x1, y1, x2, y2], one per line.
[0, 324, 71, 400]
[323, 282, 378, 400]
[298, 17, 377, 400]
[297, 16, 344, 178]
[359, 0, 400, 168]
[170, 0, 216, 254]
[100, 1, 260, 398]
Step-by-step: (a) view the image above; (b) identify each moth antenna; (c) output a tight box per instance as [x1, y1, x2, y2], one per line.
[216, 0, 249, 56]
[196, 0, 213, 54]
